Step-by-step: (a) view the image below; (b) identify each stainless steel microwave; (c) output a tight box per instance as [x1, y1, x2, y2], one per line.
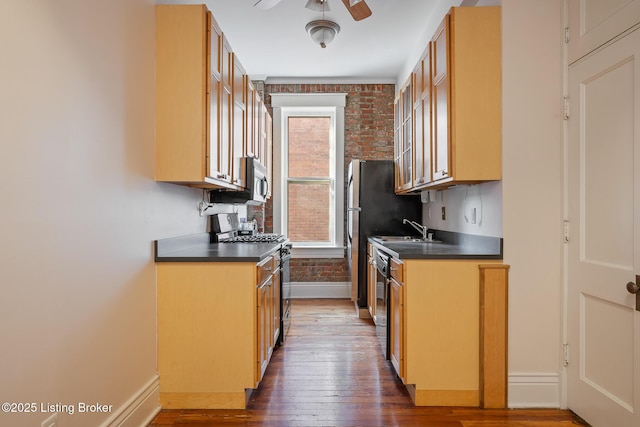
[210, 157, 268, 205]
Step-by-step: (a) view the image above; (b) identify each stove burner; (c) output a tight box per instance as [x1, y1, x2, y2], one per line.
[221, 233, 285, 244]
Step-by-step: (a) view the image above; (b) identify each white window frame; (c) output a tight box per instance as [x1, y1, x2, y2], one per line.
[271, 93, 346, 258]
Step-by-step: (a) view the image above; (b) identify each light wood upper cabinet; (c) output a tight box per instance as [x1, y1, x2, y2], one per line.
[413, 44, 432, 187]
[156, 5, 231, 188]
[246, 81, 259, 159]
[394, 79, 414, 192]
[439, 6, 501, 187]
[219, 37, 233, 184]
[432, 14, 450, 182]
[208, 16, 223, 181]
[155, 5, 272, 191]
[262, 105, 273, 198]
[395, 6, 502, 193]
[393, 96, 402, 190]
[231, 54, 246, 188]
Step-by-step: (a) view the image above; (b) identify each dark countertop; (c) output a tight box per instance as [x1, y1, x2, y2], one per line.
[155, 233, 281, 263]
[368, 230, 503, 260]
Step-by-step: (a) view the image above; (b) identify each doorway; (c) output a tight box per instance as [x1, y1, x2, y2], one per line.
[566, 25, 640, 427]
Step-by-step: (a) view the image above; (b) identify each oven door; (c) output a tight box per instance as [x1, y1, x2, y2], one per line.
[278, 244, 292, 345]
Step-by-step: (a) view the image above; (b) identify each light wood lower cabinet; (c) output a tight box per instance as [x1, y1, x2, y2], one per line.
[390, 267, 405, 381]
[256, 254, 280, 382]
[388, 258, 508, 408]
[157, 255, 280, 410]
[367, 243, 376, 319]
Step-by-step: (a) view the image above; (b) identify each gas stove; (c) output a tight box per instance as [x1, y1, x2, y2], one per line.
[220, 233, 286, 244]
[211, 213, 286, 244]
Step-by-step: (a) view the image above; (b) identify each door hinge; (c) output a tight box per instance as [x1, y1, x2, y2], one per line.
[563, 97, 570, 120]
[563, 343, 570, 366]
[564, 27, 570, 44]
[563, 220, 570, 243]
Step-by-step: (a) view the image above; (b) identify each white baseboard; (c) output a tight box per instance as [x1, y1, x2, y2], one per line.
[291, 281, 351, 299]
[99, 374, 160, 427]
[508, 372, 561, 408]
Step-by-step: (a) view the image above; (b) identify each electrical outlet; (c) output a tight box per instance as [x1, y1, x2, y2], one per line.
[441, 206, 446, 220]
[198, 201, 208, 217]
[42, 413, 57, 427]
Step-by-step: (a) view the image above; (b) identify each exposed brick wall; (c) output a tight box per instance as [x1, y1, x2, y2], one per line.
[291, 258, 350, 282]
[263, 83, 395, 282]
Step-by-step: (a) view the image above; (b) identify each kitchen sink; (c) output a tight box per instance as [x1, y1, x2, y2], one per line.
[372, 235, 442, 244]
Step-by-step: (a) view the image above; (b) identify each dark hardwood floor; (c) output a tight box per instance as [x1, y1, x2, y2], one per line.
[149, 299, 589, 426]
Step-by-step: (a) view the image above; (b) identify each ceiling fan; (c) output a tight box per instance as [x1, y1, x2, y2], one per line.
[253, 0, 372, 21]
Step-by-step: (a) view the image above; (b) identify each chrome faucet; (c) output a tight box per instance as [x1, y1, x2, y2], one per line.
[403, 219, 428, 240]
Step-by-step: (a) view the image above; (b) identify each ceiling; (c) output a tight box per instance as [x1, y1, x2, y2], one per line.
[154, 0, 454, 84]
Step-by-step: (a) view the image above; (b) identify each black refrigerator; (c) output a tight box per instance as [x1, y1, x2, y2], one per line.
[347, 159, 422, 312]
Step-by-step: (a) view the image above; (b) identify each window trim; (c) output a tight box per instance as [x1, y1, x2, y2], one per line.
[271, 93, 346, 258]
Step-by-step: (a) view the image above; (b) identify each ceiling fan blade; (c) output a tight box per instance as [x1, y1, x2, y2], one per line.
[253, 0, 283, 10]
[341, 0, 372, 21]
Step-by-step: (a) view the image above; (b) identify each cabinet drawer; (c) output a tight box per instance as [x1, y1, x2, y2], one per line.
[272, 250, 281, 270]
[390, 258, 403, 282]
[257, 255, 274, 284]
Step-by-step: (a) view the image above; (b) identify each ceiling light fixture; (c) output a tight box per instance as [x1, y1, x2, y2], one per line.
[305, 0, 339, 48]
[305, 20, 340, 48]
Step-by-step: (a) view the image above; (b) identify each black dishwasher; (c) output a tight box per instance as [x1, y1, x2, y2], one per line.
[374, 246, 390, 359]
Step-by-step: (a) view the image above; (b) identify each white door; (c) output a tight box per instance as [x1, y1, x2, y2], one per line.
[566, 28, 640, 427]
[567, 0, 640, 63]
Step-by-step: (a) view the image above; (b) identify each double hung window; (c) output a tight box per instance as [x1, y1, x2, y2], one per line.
[271, 93, 346, 258]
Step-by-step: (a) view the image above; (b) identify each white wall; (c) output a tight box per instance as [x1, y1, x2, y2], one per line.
[399, 0, 462, 86]
[0, 1, 206, 426]
[415, 0, 566, 407]
[501, 0, 565, 407]
[422, 181, 503, 238]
